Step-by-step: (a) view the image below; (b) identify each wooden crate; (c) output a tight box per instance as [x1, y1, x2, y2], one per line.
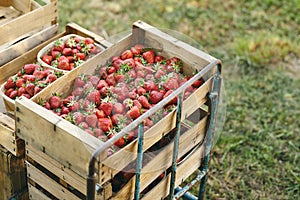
[0, 145, 28, 200]
[0, 0, 59, 66]
[0, 22, 107, 155]
[15, 20, 220, 199]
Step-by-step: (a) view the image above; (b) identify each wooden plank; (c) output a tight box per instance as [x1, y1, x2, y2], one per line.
[28, 183, 52, 200]
[0, 6, 21, 26]
[26, 161, 81, 200]
[142, 144, 205, 200]
[0, 24, 59, 66]
[111, 116, 207, 199]
[0, 0, 31, 13]
[0, 0, 58, 46]
[16, 96, 104, 177]
[26, 145, 87, 195]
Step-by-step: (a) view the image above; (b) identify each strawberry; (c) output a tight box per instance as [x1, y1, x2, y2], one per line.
[84, 37, 94, 45]
[61, 106, 70, 115]
[67, 100, 80, 112]
[105, 73, 116, 86]
[95, 109, 106, 118]
[128, 90, 137, 100]
[192, 79, 204, 88]
[58, 59, 71, 70]
[42, 55, 53, 65]
[23, 64, 37, 75]
[34, 86, 43, 95]
[133, 100, 142, 109]
[154, 69, 166, 79]
[9, 90, 18, 99]
[76, 52, 86, 60]
[98, 118, 112, 132]
[133, 44, 144, 54]
[4, 78, 16, 90]
[127, 106, 141, 119]
[144, 80, 158, 92]
[85, 114, 98, 128]
[79, 122, 89, 130]
[53, 39, 65, 52]
[163, 78, 179, 91]
[94, 128, 104, 138]
[149, 90, 164, 104]
[15, 78, 25, 88]
[136, 86, 146, 96]
[4, 88, 14, 97]
[142, 50, 155, 64]
[73, 112, 85, 124]
[45, 74, 57, 83]
[96, 79, 108, 90]
[114, 137, 126, 148]
[33, 70, 47, 80]
[74, 76, 86, 88]
[21, 93, 31, 99]
[88, 75, 100, 87]
[51, 50, 61, 59]
[62, 47, 72, 56]
[49, 95, 62, 109]
[163, 90, 178, 105]
[23, 75, 36, 82]
[25, 83, 35, 96]
[72, 87, 84, 97]
[138, 95, 151, 109]
[107, 66, 116, 74]
[100, 101, 113, 116]
[155, 55, 165, 63]
[86, 90, 101, 105]
[111, 114, 122, 126]
[112, 102, 124, 114]
[17, 87, 27, 97]
[121, 50, 133, 60]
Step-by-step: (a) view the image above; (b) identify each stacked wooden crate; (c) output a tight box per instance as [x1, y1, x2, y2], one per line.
[0, 1, 56, 199]
[13, 21, 221, 199]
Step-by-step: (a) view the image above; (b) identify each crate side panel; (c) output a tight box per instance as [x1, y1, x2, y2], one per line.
[28, 183, 52, 200]
[0, 0, 58, 46]
[15, 97, 104, 177]
[26, 161, 81, 200]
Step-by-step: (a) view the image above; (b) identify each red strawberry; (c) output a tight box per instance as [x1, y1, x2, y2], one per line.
[74, 76, 86, 88]
[79, 122, 89, 129]
[121, 50, 133, 60]
[61, 106, 70, 115]
[9, 90, 18, 99]
[72, 87, 84, 97]
[94, 128, 104, 138]
[88, 75, 100, 87]
[138, 95, 151, 109]
[4, 88, 14, 97]
[133, 100, 142, 110]
[127, 106, 141, 119]
[34, 86, 43, 95]
[4, 78, 16, 90]
[25, 83, 35, 96]
[136, 86, 146, 96]
[53, 39, 65, 52]
[163, 90, 178, 105]
[42, 55, 53, 65]
[23, 75, 36, 82]
[112, 102, 124, 114]
[154, 69, 166, 79]
[149, 90, 164, 104]
[142, 50, 155, 64]
[17, 87, 27, 97]
[133, 44, 144, 54]
[21, 93, 31, 99]
[45, 74, 57, 83]
[155, 55, 165, 63]
[95, 109, 106, 118]
[15, 78, 25, 88]
[192, 79, 204, 88]
[67, 100, 80, 112]
[58, 59, 71, 70]
[96, 79, 108, 90]
[51, 50, 61, 59]
[23, 64, 37, 75]
[62, 47, 72, 56]
[86, 90, 101, 105]
[33, 70, 47, 80]
[111, 114, 122, 125]
[100, 101, 113, 116]
[84, 37, 94, 45]
[76, 52, 86, 60]
[105, 73, 116, 86]
[163, 78, 179, 91]
[97, 118, 112, 132]
[49, 95, 62, 109]
[73, 112, 85, 124]
[107, 66, 116, 74]
[144, 80, 158, 92]
[114, 137, 126, 148]
[85, 114, 98, 128]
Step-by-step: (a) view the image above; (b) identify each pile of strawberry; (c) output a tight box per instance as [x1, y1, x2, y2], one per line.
[40, 36, 100, 71]
[3, 63, 64, 100]
[39, 44, 203, 148]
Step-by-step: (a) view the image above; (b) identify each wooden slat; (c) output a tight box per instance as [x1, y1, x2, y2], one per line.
[0, 0, 31, 13]
[26, 145, 87, 195]
[142, 144, 205, 200]
[0, 24, 59, 66]
[16, 96, 104, 177]
[0, 6, 21, 26]
[111, 116, 207, 199]
[28, 183, 52, 200]
[26, 161, 81, 200]
[0, 0, 58, 46]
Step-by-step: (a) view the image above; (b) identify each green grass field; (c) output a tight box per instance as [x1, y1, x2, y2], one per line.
[58, 0, 300, 199]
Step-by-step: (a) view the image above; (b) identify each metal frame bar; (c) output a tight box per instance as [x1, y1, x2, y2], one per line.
[86, 60, 221, 200]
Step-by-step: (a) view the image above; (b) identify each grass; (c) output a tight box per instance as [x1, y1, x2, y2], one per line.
[58, 0, 300, 199]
